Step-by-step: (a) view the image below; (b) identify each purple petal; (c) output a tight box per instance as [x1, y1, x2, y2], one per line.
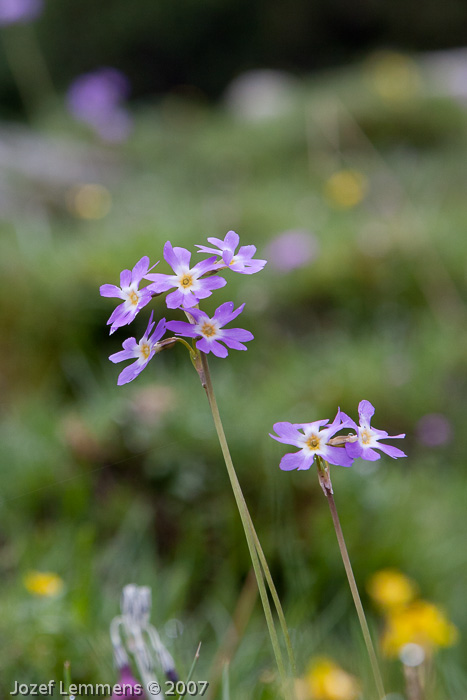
[345, 442, 363, 459]
[360, 446, 381, 461]
[214, 301, 244, 326]
[231, 259, 267, 274]
[166, 289, 185, 309]
[149, 317, 167, 343]
[183, 307, 206, 324]
[195, 244, 222, 256]
[237, 244, 256, 260]
[224, 230, 240, 251]
[120, 269, 132, 288]
[376, 443, 407, 459]
[338, 410, 358, 430]
[165, 320, 198, 337]
[200, 275, 227, 292]
[358, 400, 375, 427]
[191, 256, 221, 276]
[321, 445, 354, 467]
[180, 292, 199, 308]
[279, 451, 313, 471]
[222, 250, 235, 266]
[100, 284, 123, 298]
[220, 338, 248, 351]
[122, 337, 138, 350]
[145, 273, 176, 293]
[163, 241, 183, 274]
[131, 256, 151, 282]
[221, 328, 254, 343]
[270, 422, 303, 446]
[172, 246, 192, 269]
[109, 348, 135, 363]
[117, 361, 146, 386]
[197, 338, 228, 358]
[206, 236, 226, 248]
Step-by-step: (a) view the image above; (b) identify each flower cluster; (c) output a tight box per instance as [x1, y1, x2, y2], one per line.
[270, 399, 406, 471]
[100, 232, 265, 384]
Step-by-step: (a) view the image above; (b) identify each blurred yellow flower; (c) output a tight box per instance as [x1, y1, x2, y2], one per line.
[298, 657, 360, 700]
[24, 571, 64, 597]
[367, 568, 417, 610]
[66, 183, 112, 220]
[324, 170, 368, 209]
[365, 51, 421, 102]
[382, 600, 459, 657]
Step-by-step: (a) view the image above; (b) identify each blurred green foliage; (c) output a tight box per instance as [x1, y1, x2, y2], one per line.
[0, 59, 467, 698]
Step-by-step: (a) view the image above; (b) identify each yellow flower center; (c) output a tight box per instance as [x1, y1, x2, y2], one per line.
[201, 322, 216, 337]
[306, 435, 320, 450]
[128, 290, 139, 306]
[361, 429, 371, 444]
[180, 274, 193, 288]
[140, 342, 151, 360]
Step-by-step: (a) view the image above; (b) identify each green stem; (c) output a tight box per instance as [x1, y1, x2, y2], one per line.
[324, 485, 385, 699]
[199, 352, 291, 694]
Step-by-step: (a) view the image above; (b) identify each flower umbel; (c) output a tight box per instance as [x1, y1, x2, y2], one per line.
[146, 241, 226, 309]
[100, 256, 156, 334]
[166, 302, 253, 358]
[196, 230, 267, 274]
[109, 312, 166, 385]
[270, 413, 353, 470]
[340, 400, 406, 461]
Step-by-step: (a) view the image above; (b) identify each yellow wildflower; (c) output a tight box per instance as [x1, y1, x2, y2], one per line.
[304, 657, 360, 700]
[365, 51, 421, 102]
[324, 170, 368, 209]
[382, 599, 459, 657]
[24, 571, 64, 597]
[367, 568, 417, 610]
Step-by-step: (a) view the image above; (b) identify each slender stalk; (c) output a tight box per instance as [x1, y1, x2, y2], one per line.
[199, 352, 293, 695]
[323, 484, 385, 699]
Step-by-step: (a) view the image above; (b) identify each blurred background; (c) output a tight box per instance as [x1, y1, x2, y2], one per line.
[1, 0, 467, 697]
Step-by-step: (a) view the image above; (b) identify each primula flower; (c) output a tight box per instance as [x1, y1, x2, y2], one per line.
[166, 302, 253, 358]
[196, 230, 266, 274]
[270, 413, 353, 470]
[146, 241, 225, 309]
[340, 400, 406, 461]
[109, 312, 166, 385]
[100, 256, 156, 334]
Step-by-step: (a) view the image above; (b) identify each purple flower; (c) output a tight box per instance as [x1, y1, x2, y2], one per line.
[270, 413, 354, 470]
[100, 256, 156, 335]
[340, 400, 406, 461]
[264, 229, 319, 272]
[415, 413, 452, 447]
[111, 665, 144, 698]
[0, 0, 42, 25]
[145, 241, 226, 310]
[109, 312, 166, 385]
[196, 230, 266, 275]
[166, 302, 253, 358]
[66, 68, 132, 143]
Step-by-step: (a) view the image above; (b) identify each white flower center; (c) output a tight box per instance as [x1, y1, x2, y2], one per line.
[360, 428, 372, 445]
[179, 272, 194, 290]
[139, 341, 151, 361]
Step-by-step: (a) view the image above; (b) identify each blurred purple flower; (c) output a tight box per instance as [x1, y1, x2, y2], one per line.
[0, 0, 42, 25]
[111, 665, 144, 698]
[270, 412, 354, 471]
[166, 302, 253, 358]
[340, 400, 406, 461]
[416, 413, 453, 447]
[264, 229, 318, 272]
[109, 312, 166, 385]
[66, 68, 132, 142]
